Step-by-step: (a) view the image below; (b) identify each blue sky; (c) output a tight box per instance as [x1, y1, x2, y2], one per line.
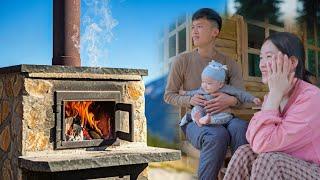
[0, 0, 226, 83]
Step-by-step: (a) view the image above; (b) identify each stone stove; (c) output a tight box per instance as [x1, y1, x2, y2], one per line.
[0, 65, 180, 180]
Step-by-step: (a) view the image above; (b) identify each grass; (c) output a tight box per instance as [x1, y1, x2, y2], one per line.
[147, 132, 179, 149]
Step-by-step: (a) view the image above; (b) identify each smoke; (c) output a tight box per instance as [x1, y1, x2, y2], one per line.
[279, 0, 299, 25]
[81, 0, 118, 67]
[227, 0, 237, 16]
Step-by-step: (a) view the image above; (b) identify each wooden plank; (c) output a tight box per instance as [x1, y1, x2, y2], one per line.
[234, 15, 243, 64]
[244, 81, 268, 91]
[216, 38, 237, 49]
[216, 38, 238, 60]
[216, 47, 237, 56]
[219, 19, 237, 40]
[215, 49, 238, 59]
[250, 91, 267, 99]
[261, 85, 269, 92]
[231, 108, 259, 121]
[226, 53, 238, 61]
[239, 17, 249, 80]
[235, 114, 254, 121]
[245, 84, 262, 91]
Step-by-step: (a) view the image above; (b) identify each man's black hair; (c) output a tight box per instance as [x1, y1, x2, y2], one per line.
[192, 8, 222, 31]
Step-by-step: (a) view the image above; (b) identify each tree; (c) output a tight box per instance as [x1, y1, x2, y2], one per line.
[235, 0, 283, 25]
[297, 0, 319, 45]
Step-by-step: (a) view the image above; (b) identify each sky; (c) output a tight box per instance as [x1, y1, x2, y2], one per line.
[0, 0, 227, 83]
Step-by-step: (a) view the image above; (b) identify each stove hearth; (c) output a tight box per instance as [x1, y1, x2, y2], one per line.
[0, 65, 180, 180]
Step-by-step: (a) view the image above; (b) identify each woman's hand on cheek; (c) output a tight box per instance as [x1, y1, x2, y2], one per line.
[263, 52, 295, 111]
[267, 52, 294, 96]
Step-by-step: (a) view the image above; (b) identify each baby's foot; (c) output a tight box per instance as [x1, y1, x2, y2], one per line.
[199, 114, 210, 125]
[194, 118, 202, 127]
[193, 111, 202, 122]
[192, 111, 203, 127]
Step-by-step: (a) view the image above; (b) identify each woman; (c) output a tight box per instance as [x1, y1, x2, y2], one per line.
[224, 32, 320, 179]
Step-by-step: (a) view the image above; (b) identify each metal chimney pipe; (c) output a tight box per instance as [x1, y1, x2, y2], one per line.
[52, 0, 81, 66]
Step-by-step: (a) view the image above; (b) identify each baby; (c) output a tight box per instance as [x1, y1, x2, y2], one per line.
[179, 60, 261, 127]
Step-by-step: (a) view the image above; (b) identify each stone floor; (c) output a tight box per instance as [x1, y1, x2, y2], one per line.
[149, 167, 196, 180]
[148, 155, 198, 180]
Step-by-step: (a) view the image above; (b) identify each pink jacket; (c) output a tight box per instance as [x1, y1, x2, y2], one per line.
[246, 80, 320, 164]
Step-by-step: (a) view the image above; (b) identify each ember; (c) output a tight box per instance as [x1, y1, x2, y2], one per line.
[65, 101, 113, 141]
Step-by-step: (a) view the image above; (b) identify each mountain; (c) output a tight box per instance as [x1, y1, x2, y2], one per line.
[145, 75, 180, 144]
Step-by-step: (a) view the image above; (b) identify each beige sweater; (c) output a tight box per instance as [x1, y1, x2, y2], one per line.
[164, 48, 244, 110]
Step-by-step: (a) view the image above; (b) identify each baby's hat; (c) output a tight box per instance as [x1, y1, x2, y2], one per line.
[201, 60, 228, 82]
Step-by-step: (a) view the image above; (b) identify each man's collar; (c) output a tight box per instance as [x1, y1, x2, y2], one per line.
[194, 46, 218, 59]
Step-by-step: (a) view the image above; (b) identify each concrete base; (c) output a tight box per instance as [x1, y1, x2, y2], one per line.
[19, 145, 181, 179]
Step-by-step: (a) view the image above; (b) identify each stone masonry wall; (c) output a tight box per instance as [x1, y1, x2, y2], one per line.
[0, 74, 24, 180]
[0, 68, 147, 180]
[22, 77, 147, 154]
[23, 78, 54, 153]
[123, 81, 146, 143]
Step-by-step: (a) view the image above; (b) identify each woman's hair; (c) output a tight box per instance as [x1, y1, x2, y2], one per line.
[264, 32, 308, 81]
[305, 70, 317, 85]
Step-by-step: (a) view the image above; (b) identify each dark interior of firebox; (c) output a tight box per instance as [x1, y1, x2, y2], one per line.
[64, 101, 115, 141]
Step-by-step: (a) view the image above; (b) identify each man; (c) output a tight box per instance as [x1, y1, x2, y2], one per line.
[164, 8, 248, 179]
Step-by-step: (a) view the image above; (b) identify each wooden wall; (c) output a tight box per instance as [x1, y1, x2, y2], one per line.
[216, 15, 268, 121]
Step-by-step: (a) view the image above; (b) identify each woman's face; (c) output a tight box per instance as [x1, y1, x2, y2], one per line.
[259, 40, 280, 84]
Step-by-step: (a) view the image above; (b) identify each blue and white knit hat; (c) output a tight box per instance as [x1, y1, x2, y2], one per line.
[201, 60, 228, 82]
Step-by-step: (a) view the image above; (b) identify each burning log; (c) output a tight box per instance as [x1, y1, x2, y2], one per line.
[66, 123, 84, 141]
[89, 130, 101, 139]
[64, 101, 112, 141]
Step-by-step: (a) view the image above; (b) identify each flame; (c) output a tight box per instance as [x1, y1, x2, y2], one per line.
[65, 101, 107, 137]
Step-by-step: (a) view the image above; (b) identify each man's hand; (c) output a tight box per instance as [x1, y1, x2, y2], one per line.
[190, 94, 206, 107]
[204, 92, 237, 114]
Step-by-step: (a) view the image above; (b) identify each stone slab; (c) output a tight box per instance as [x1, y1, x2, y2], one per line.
[19, 145, 181, 172]
[0, 65, 148, 80]
[27, 73, 143, 81]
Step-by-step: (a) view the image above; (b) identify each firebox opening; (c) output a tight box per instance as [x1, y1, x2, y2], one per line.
[63, 101, 115, 142]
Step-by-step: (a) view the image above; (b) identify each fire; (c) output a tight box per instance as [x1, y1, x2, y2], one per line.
[65, 101, 112, 140]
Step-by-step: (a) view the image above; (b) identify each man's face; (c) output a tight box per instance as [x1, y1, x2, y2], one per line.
[201, 76, 223, 94]
[191, 18, 219, 47]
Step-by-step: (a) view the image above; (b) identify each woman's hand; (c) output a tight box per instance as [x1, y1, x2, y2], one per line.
[263, 52, 296, 111]
[267, 52, 295, 95]
[253, 98, 262, 105]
